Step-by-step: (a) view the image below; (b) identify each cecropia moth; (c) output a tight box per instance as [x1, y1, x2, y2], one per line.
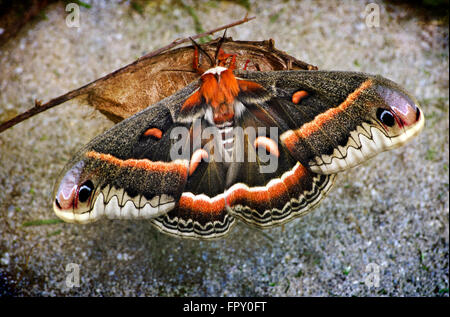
[52, 38, 424, 239]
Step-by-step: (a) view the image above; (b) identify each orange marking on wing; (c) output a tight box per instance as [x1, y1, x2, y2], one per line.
[254, 136, 280, 157]
[178, 194, 194, 211]
[282, 163, 307, 189]
[227, 186, 271, 210]
[179, 194, 226, 215]
[292, 90, 309, 104]
[284, 79, 373, 148]
[225, 187, 243, 206]
[300, 79, 372, 138]
[267, 179, 290, 207]
[226, 163, 308, 208]
[251, 189, 270, 205]
[189, 149, 209, 176]
[143, 128, 163, 139]
[281, 130, 299, 154]
[85, 151, 188, 177]
[237, 79, 264, 93]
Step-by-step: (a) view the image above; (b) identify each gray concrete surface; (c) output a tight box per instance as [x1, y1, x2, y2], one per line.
[0, 0, 448, 296]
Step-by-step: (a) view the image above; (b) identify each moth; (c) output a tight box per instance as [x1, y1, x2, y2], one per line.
[52, 37, 424, 239]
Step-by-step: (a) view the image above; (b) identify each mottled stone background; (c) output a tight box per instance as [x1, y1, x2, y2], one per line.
[0, 0, 448, 296]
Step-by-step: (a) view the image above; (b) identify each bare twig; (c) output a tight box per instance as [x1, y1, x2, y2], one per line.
[134, 15, 255, 64]
[0, 15, 255, 134]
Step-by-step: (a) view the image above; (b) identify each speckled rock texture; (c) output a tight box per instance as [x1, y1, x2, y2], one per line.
[0, 0, 448, 296]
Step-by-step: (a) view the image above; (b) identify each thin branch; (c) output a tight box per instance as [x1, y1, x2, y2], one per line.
[133, 15, 255, 64]
[0, 15, 256, 134]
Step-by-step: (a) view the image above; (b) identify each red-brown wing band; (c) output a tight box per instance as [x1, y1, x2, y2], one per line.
[226, 162, 336, 228]
[280, 79, 374, 170]
[151, 192, 235, 239]
[83, 150, 189, 201]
